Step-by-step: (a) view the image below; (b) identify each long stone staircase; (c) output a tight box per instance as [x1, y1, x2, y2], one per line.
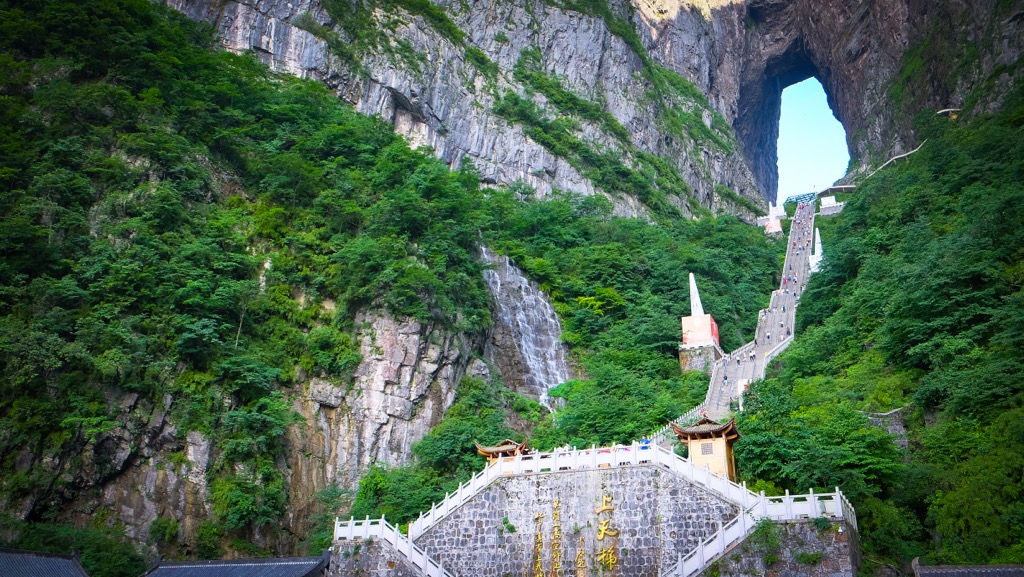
[652, 202, 816, 449]
[333, 201, 855, 577]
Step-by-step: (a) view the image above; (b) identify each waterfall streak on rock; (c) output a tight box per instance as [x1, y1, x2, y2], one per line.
[481, 247, 571, 408]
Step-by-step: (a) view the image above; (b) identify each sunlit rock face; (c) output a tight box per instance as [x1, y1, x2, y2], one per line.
[167, 0, 1022, 207]
[164, 0, 766, 217]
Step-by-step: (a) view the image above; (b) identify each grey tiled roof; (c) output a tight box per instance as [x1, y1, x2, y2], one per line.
[146, 556, 327, 577]
[0, 548, 92, 577]
[916, 565, 1024, 577]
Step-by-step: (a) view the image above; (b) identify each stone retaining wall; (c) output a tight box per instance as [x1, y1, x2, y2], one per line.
[331, 539, 426, 577]
[414, 465, 738, 577]
[698, 518, 858, 577]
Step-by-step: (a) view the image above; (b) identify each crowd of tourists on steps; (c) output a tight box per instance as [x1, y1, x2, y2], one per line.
[705, 200, 818, 418]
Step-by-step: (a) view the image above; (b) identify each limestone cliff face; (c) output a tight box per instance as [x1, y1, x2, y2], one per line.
[694, 0, 1024, 198]
[628, 0, 1024, 199]
[165, 0, 1023, 206]
[30, 311, 479, 554]
[163, 0, 764, 217]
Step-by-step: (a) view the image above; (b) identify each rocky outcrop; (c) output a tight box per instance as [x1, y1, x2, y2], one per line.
[10, 393, 213, 546]
[166, 0, 1023, 208]
[276, 312, 479, 548]
[292, 312, 477, 490]
[163, 0, 765, 216]
[700, 0, 1024, 199]
[27, 311, 477, 554]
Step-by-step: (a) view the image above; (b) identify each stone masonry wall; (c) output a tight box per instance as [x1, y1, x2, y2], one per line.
[331, 539, 426, 577]
[414, 465, 738, 577]
[698, 519, 858, 577]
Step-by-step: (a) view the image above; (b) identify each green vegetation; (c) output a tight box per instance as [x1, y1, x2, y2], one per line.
[302, 484, 354, 553]
[385, 0, 465, 44]
[350, 190, 783, 526]
[500, 516, 517, 535]
[793, 550, 823, 565]
[0, 0, 489, 566]
[493, 90, 688, 216]
[716, 184, 765, 216]
[513, 46, 632, 143]
[749, 518, 781, 565]
[480, 191, 781, 449]
[0, 517, 146, 577]
[737, 98, 1024, 566]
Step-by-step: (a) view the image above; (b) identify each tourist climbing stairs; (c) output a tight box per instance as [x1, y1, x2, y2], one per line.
[660, 200, 817, 435]
[331, 201, 853, 577]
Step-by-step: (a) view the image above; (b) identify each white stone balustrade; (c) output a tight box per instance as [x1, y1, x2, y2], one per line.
[664, 487, 857, 577]
[336, 442, 857, 577]
[333, 516, 454, 577]
[398, 442, 854, 539]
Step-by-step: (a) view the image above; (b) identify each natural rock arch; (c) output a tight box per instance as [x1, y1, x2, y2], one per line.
[734, 36, 832, 202]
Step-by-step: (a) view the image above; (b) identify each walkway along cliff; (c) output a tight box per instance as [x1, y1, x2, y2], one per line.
[652, 198, 819, 448]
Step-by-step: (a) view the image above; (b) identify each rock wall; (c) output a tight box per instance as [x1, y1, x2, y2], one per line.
[702, 0, 1024, 199]
[331, 539, 427, 577]
[698, 519, 859, 577]
[165, 0, 1024, 208]
[163, 0, 764, 216]
[54, 396, 213, 547]
[282, 312, 480, 549]
[50, 311, 477, 554]
[413, 466, 739, 577]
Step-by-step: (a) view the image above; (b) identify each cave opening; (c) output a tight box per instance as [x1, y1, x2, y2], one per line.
[734, 40, 851, 204]
[777, 78, 849, 203]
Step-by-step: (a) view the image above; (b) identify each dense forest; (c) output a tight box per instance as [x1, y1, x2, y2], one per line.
[0, 1, 781, 574]
[3, 0, 1022, 575]
[737, 102, 1024, 568]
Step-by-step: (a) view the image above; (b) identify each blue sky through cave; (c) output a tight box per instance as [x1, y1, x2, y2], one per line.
[777, 78, 850, 202]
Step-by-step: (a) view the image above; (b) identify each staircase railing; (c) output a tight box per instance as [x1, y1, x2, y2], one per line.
[649, 402, 705, 446]
[662, 487, 857, 577]
[659, 204, 815, 431]
[408, 441, 764, 539]
[346, 445, 856, 577]
[334, 516, 454, 577]
[650, 349, 733, 445]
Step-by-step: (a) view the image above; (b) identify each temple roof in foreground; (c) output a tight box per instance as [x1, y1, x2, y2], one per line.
[0, 548, 92, 577]
[143, 555, 328, 577]
[671, 417, 740, 441]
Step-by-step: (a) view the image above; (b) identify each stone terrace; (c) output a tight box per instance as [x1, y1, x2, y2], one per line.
[414, 466, 739, 577]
